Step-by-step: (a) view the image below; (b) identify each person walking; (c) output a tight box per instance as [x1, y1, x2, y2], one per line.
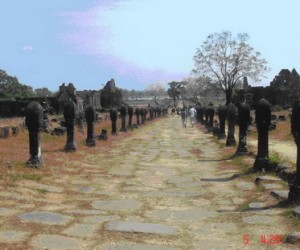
[189, 106, 197, 128]
[181, 107, 188, 127]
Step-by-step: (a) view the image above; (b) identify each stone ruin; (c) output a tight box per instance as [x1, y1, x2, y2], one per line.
[100, 79, 123, 109]
[57, 83, 84, 114]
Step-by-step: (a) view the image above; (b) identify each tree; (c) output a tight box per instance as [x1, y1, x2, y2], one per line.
[182, 76, 212, 106]
[0, 69, 34, 98]
[193, 31, 269, 104]
[167, 81, 187, 107]
[34, 87, 53, 97]
[145, 83, 166, 102]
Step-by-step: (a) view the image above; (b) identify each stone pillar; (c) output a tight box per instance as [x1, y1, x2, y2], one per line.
[218, 105, 227, 139]
[204, 107, 209, 126]
[85, 106, 96, 147]
[25, 101, 44, 168]
[199, 107, 204, 124]
[208, 106, 215, 130]
[289, 100, 300, 203]
[196, 107, 201, 123]
[149, 107, 153, 120]
[135, 108, 140, 126]
[63, 100, 77, 152]
[154, 107, 158, 118]
[140, 108, 145, 125]
[128, 106, 133, 128]
[110, 108, 118, 135]
[158, 107, 161, 118]
[253, 98, 271, 171]
[226, 103, 237, 147]
[236, 103, 251, 155]
[98, 129, 108, 141]
[120, 106, 127, 132]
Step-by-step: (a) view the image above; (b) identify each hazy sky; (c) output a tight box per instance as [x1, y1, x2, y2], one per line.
[0, 0, 299, 91]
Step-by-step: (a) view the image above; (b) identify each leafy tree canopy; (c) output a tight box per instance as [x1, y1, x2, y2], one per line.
[193, 31, 270, 104]
[0, 69, 34, 98]
[34, 87, 54, 97]
[167, 81, 187, 107]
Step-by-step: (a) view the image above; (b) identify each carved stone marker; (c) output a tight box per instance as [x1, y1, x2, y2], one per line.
[253, 98, 271, 171]
[157, 107, 161, 117]
[207, 106, 215, 130]
[85, 106, 96, 147]
[218, 105, 227, 139]
[149, 107, 154, 120]
[140, 108, 145, 125]
[63, 100, 77, 152]
[236, 103, 251, 155]
[135, 108, 140, 126]
[226, 103, 237, 146]
[120, 106, 127, 132]
[199, 107, 204, 124]
[204, 107, 209, 126]
[98, 129, 108, 141]
[127, 106, 133, 128]
[110, 108, 118, 135]
[25, 101, 44, 167]
[288, 100, 300, 203]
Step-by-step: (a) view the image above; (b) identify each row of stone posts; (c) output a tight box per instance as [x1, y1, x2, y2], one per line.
[24, 101, 167, 168]
[198, 98, 300, 204]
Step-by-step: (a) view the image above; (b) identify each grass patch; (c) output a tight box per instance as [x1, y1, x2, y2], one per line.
[282, 208, 300, 230]
[9, 173, 42, 182]
[269, 152, 281, 165]
[36, 188, 49, 194]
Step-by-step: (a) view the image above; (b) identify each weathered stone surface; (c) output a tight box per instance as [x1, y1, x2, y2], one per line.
[194, 239, 233, 250]
[255, 176, 282, 184]
[195, 222, 237, 235]
[232, 197, 246, 205]
[248, 202, 265, 210]
[18, 211, 72, 225]
[17, 180, 64, 193]
[262, 183, 283, 190]
[271, 190, 289, 200]
[150, 209, 218, 222]
[64, 209, 106, 215]
[166, 176, 193, 184]
[286, 231, 300, 244]
[92, 199, 142, 211]
[0, 207, 19, 216]
[242, 215, 274, 224]
[82, 215, 121, 224]
[63, 223, 99, 238]
[99, 242, 179, 250]
[76, 186, 95, 193]
[0, 231, 30, 242]
[105, 221, 179, 235]
[146, 190, 205, 198]
[235, 181, 255, 191]
[31, 234, 83, 250]
[293, 207, 300, 217]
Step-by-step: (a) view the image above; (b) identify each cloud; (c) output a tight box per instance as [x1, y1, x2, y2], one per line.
[21, 45, 33, 51]
[58, 1, 201, 84]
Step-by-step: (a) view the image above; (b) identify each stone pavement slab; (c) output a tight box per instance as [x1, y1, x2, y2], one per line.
[105, 221, 179, 235]
[18, 211, 72, 225]
[0, 231, 30, 243]
[31, 234, 83, 250]
[92, 199, 142, 211]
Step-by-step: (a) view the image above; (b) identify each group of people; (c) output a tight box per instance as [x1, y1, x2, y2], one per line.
[171, 106, 197, 128]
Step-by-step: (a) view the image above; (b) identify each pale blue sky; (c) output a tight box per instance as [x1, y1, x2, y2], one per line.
[0, 0, 299, 91]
